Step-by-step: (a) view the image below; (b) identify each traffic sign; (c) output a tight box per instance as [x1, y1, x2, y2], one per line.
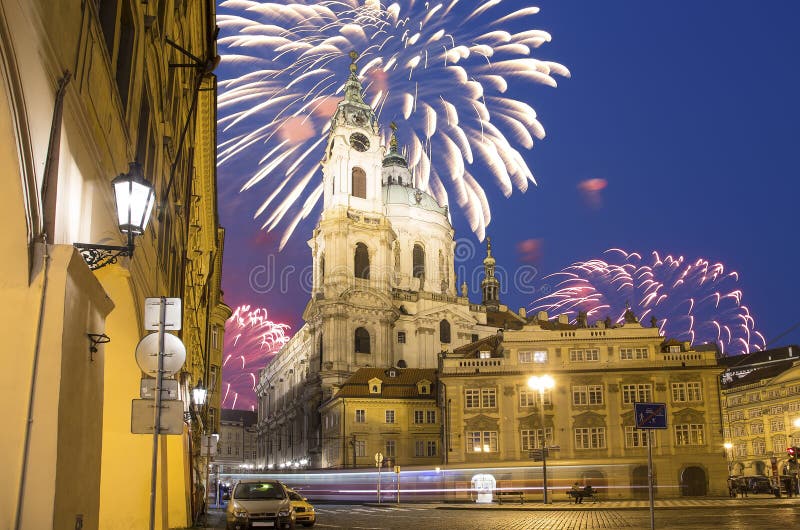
[144, 297, 182, 330]
[140, 378, 179, 400]
[375, 452, 384, 465]
[131, 399, 184, 434]
[634, 402, 667, 429]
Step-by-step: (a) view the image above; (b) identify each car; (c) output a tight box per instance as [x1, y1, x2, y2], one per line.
[286, 488, 316, 527]
[225, 479, 296, 529]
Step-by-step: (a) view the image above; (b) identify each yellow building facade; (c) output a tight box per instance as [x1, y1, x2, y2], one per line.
[0, 1, 227, 529]
[720, 346, 800, 479]
[319, 369, 441, 470]
[440, 312, 729, 499]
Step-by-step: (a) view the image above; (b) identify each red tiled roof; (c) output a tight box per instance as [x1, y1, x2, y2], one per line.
[332, 368, 438, 400]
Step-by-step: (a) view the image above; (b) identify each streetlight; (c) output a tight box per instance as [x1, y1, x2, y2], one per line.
[191, 380, 209, 523]
[73, 162, 156, 269]
[723, 442, 733, 476]
[528, 374, 555, 504]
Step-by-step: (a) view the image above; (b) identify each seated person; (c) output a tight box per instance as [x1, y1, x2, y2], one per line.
[583, 485, 594, 499]
[570, 482, 583, 504]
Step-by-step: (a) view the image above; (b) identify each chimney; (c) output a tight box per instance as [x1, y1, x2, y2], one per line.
[519, 307, 527, 318]
[558, 314, 569, 325]
[537, 310, 548, 321]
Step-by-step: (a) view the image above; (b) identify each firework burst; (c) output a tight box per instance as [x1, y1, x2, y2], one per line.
[222, 304, 291, 410]
[217, 0, 569, 248]
[531, 249, 766, 356]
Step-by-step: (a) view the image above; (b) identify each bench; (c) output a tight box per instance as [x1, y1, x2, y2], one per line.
[567, 489, 599, 503]
[494, 490, 524, 504]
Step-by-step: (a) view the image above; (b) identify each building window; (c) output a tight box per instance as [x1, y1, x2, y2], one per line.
[426, 410, 436, 424]
[413, 244, 425, 281]
[385, 410, 395, 424]
[521, 428, 553, 450]
[735, 442, 747, 458]
[481, 388, 497, 408]
[624, 426, 654, 448]
[620, 347, 648, 360]
[752, 438, 766, 456]
[622, 384, 652, 404]
[352, 167, 367, 198]
[397, 331, 406, 344]
[355, 409, 366, 423]
[769, 405, 784, 415]
[467, 431, 498, 453]
[354, 327, 370, 353]
[354, 243, 370, 279]
[414, 410, 424, 424]
[427, 441, 437, 457]
[772, 435, 787, 452]
[471, 334, 479, 343]
[439, 319, 451, 343]
[465, 389, 480, 408]
[569, 349, 599, 362]
[671, 382, 702, 402]
[574, 427, 606, 449]
[479, 350, 491, 359]
[519, 390, 536, 408]
[750, 422, 764, 434]
[749, 408, 762, 418]
[675, 424, 705, 445]
[354, 440, 366, 457]
[572, 385, 604, 406]
[732, 424, 746, 437]
[385, 440, 396, 458]
[770, 419, 785, 432]
[519, 350, 548, 363]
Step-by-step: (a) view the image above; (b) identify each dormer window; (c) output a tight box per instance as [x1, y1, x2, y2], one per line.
[479, 350, 491, 359]
[416, 379, 432, 395]
[369, 377, 383, 394]
[669, 345, 681, 353]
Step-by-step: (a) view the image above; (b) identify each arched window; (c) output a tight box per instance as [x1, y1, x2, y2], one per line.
[319, 254, 325, 283]
[355, 327, 371, 353]
[440, 319, 451, 344]
[354, 243, 370, 279]
[352, 167, 366, 199]
[413, 244, 425, 281]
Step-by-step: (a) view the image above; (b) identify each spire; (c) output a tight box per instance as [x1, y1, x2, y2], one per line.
[382, 121, 408, 168]
[344, 50, 366, 106]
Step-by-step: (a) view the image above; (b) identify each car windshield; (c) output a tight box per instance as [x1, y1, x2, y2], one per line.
[234, 482, 285, 500]
[288, 491, 303, 501]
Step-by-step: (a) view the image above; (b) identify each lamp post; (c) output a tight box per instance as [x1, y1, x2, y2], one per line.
[73, 162, 155, 270]
[723, 442, 733, 476]
[192, 381, 208, 523]
[528, 375, 555, 504]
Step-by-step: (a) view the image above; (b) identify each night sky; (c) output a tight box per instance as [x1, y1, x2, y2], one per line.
[216, 0, 800, 407]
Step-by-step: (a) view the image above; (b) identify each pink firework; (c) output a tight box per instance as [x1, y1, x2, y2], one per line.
[222, 305, 291, 410]
[531, 249, 765, 356]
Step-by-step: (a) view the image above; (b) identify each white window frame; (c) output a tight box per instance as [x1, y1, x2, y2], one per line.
[624, 426, 654, 448]
[467, 431, 499, 453]
[622, 383, 652, 404]
[385, 410, 395, 424]
[414, 410, 424, 424]
[574, 427, 606, 449]
[674, 424, 705, 446]
[355, 409, 366, 423]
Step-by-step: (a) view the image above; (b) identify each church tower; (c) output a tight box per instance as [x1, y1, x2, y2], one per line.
[481, 237, 501, 311]
[308, 51, 398, 399]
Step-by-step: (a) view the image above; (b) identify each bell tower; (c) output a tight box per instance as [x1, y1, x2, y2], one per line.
[321, 51, 384, 214]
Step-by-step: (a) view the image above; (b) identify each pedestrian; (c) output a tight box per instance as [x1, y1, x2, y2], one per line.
[571, 482, 583, 504]
[738, 482, 748, 498]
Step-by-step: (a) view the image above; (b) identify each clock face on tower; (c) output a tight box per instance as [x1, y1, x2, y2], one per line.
[349, 132, 370, 152]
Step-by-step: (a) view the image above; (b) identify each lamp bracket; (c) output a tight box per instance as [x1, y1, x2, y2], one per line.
[87, 333, 110, 361]
[74, 242, 134, 270]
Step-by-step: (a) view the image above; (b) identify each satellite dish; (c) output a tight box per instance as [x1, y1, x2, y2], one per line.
[135, 332, 186, 377]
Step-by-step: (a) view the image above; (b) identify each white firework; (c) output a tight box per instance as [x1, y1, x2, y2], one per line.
[217, 0, 570, 248]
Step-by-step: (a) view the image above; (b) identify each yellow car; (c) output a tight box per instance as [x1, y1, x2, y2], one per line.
[286, 488, 316, 527]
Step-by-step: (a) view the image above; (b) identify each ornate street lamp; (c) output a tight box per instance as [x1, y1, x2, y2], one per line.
[723, 442, 733, 476]
[528, 374, 555, 504]
[192, 381, 208, 409]
[74, 162, 155, 270]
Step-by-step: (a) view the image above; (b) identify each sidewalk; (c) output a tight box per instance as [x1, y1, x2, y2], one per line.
[365, 494, 800, 511]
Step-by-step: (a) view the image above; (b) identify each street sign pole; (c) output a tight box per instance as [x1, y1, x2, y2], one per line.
[647, 436, 654, 530]
[542, 445, 549, 504]
[375, 452, 383, 504]
[634, 402, 667, 530]
[148, 297, 166, 530]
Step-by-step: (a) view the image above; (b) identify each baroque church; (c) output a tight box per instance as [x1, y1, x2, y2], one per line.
[254, 54, 524, 469]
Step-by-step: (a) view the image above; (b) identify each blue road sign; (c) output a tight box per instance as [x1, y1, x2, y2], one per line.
[634, 402, 667, 429]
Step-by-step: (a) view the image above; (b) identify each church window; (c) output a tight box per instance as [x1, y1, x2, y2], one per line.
[352, 167, 367, 199]
[413, 244, 425, 281]
[397, 331, 406, 344]
[355, 327, 370, 353]
[354, 243, 370, 279]
[439, 319, 451, 344]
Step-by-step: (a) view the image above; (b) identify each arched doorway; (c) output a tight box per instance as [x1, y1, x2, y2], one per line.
[680, 466, 707, 496]
[631, 465, 649, 499]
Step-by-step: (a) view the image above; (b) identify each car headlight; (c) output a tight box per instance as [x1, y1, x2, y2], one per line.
[278, 509, 291, 517]
[233, 508, 248, 518]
